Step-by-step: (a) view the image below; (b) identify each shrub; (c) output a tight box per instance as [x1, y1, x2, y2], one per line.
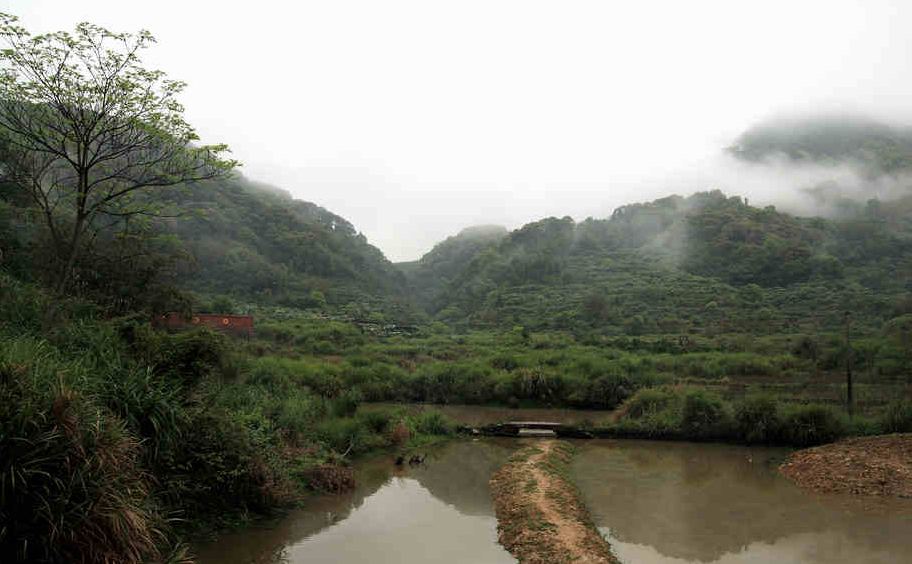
[681, 389, 730, 439]
[879, 399, 912, 433]
[331, 389, 363, 417]
[781, 404, 848, 447]
[389, 419, 411, 445]
[734, 395, 780, 444]
[153, 328, 226, 386]
[568, 374, 635, 409]
[358, 408, 394, 434]
[168, 410, 291, 513]
[409, 410, 456, 436]
[625, 388, 676, 419]
[315, 417, 371, 455]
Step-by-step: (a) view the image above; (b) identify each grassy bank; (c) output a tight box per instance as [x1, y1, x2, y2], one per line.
[0, 275, 456, 563]
[598, 386, 912, 447]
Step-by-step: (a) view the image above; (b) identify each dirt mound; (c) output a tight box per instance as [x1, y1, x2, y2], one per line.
[489, 440, 619, 564]
[779, 434, 912, 497]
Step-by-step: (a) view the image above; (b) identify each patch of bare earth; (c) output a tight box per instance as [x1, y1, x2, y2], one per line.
[489, 440, 619, 564]
[780, 433, 912, 498]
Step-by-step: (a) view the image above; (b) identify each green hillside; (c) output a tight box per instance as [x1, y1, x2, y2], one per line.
[403, 190, 912, 337]
[1, 171, 416, 320]
[162, 174, 411, 311]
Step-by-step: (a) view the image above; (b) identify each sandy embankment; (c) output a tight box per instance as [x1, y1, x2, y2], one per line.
[489, 440, 619, 564]
[779, 433, 912, 498]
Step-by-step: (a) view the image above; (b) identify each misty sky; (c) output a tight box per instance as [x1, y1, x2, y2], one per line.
[6, 1, 912, 261]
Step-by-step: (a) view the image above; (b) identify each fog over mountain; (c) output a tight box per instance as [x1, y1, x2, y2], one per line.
[8, 1, 912, 261]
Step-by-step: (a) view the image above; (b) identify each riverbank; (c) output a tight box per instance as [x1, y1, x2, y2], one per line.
[489, 440, 618, 564]
[780, 433, 912, 498]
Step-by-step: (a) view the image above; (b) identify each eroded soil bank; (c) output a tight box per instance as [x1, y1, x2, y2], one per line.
[780, 433, 912, 497]
[489, 440, 618, 564]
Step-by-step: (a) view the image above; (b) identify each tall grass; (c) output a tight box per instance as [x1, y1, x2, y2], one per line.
[0, 362, 162, 564]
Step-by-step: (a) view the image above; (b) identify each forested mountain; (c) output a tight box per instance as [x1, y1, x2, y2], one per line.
[729, 114, 912, 174]
[1, 170, 415, 319]
[161, 174, 410, 310]
[397, 224, 507, 307]
[393, 116, 912, 335]
[402, 189, 912, 336]
[6, 112, 912, 331]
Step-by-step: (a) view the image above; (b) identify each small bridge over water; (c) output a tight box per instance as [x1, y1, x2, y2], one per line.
[462, 421, 594, 439]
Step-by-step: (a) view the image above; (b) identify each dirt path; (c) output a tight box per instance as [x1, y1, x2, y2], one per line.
[489, 440, 619, 564]
[780, 433, 912, 498]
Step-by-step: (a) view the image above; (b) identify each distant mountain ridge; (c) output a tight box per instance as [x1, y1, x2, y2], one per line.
[729, 114, 912, 174]
[399, 115, 912, 334]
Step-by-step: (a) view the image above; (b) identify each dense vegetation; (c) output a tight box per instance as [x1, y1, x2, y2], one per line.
[400, 189, 912, 343]
[0, 274, 457, 562]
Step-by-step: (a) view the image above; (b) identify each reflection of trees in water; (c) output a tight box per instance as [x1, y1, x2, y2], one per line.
[410, 438, 518, 516]
[572, 440, 912, 563]
[193, 457, 397, 564]
[194, 438, 519, 564]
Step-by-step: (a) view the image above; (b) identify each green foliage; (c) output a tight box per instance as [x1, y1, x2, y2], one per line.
[780, 405, 849, 447]
[208, 296, 236, 314]
[95, 365, 190, 464]
[0, 362, 162, 564]
[681, 389, 730, 439]
[0, 13, 237, 294]
[315, 417, 371, 454]
[164, 409, 291, 514]
[331, 389, 363, 417]
[624, 388, 677, 419]
[878, 399, 912, 433]
[408, 410, 457, 436]
[152, 328, 227, 386]
[734, 395, 781, 444]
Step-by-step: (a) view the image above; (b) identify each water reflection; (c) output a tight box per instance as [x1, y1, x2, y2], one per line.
[197, 436, 912, 564]
[193, 438, 519, 564]
[572, 440, 912, 564]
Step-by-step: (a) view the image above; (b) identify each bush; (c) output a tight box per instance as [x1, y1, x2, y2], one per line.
[781, 404, 848, 447]
[734, 395, 780, 444]
[879, 399, 912, 433]
[625, 388, 676, 419]
[357, 409, 394, 434]
[153, 328, 226, 386]
[331, 389, 363, 417]
[409, 410, 456, 436]
[315, 417, 370, 455]
[681, 389, 730, 439]
[168, 409, 291, 513]
[568, 374, 635, 409]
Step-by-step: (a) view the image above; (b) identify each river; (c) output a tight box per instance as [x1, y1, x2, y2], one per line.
[195, 407, 912, 564]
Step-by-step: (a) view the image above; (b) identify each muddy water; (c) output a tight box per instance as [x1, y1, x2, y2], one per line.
[193, 438, 520, 564]
[572, 440, 912, 564]
[196, 403, 912, 564]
